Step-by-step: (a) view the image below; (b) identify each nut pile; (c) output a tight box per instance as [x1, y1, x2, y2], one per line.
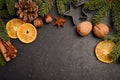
[76, 21, 109, 38]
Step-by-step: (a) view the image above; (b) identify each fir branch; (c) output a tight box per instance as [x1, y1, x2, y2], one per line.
[39, 3, 50, 16]
[104, 34, 120, 43]
[111, 0, 120, 32]
[110, 41, 120, 61]
[56, 0, 69, 15]
[62, 0, 69, 4]
[5, 0, 17, 16]
[84, 0, 105, 10]
[84, 0, 120, 62]
[34, 0, 43, 7]
[0, 53, 6, 66]
[72, 0, 80, 4]
[0, 18, 10, 42]
[92, 4, 109, 24]
[39, 0, 54, 16]
[0, 0, 5, 9]
[104, 33, 120, 61]
[56, 0, 65, 15]
[0, 10, 10, 18]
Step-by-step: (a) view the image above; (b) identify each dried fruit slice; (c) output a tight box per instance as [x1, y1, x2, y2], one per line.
[95, 41, 115, 63]
[17, 23, 37, 43]
[6, 18, 25, 39]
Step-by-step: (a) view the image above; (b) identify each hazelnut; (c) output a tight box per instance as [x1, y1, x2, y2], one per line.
[44, 13, 53, 23]
[76, 21, 92, 36]
[93, 23, 109, 38]
[33, 18, 43, 28]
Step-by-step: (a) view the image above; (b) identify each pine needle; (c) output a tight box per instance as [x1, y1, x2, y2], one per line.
[5, 0, 17, 16]
[63, 0, 69, 4]
[0, 53, 6, 66]
[84, 0, 106, 10]
[72, 0, 80, 4]
[0, 18, 10, 42]
[92, 4, 109, 24]
[0, 0, 5, 9]
[104, 34, 120, 43]
[0, 10, 10, 18]
[110, 41, 120, 61]
[34, 0, 43, 7]
[111, 0, 120, 32]
[56, 0, 65, 15]
[84, 0, 120, 62]
[39, 0, 54, 16]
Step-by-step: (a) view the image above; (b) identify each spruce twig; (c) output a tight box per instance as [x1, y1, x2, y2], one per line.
[62, 0, 69, 4]
[34, 0, 43, 7]
[72, 0, 81, 4]
[92, 4, 109, 24]
[84, 0, 120, 62]
[104, 34, 120, 43]
[39, 0, 55, 16]
[84, 0, 105, 10]
[56, 0, 69, 15]
[56, 0, 65, 15]
[84, 0, 118, 25]
[104, 34, 120, 61]
[5, 0, 17, 16]
[0, 53, 6, 66]
[0, 0, 5, 9]
[0, 10, 10, 18]
[111, 0, 120, 32]
[0, 18, 10, 42]
[110, 41, 120, 61]
[39, 0, 81, 16]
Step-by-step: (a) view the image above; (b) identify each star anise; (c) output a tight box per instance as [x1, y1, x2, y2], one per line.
[54, 16, 66, 28]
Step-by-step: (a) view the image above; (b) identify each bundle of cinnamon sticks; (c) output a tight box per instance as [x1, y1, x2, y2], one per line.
[0, 39, 17, 62]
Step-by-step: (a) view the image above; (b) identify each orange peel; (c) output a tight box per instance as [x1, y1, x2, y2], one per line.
[17, 23, 37, 43]
[6, 18, 25, 39]
[95, 41, 115, 63]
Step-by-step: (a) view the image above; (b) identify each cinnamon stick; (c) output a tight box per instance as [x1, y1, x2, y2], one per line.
[0, 39, 17, 62]
[0, 39, 10, 61]
[5, 41, 17, 59]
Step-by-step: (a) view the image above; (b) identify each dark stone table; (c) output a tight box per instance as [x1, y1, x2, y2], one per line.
[0, 2, 120, 80]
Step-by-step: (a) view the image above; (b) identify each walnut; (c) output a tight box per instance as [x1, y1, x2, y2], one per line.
[93, 23, 109, 38]
[76, 21, 92, 36]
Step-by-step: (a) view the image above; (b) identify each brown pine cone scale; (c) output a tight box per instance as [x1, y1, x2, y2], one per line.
[15, 0, 38, 22]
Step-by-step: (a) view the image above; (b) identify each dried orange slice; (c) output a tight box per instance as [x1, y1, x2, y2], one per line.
[95, 41, 115, 63]
[17, 23, 37, 43]
[6, 18, 25, 39]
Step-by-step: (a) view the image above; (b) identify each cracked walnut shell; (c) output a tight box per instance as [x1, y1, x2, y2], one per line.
[93, 23, 109, 38]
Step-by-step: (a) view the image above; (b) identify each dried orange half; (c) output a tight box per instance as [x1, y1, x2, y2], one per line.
[6, 18, 25, 39]
[95, 41, 115, 63]
[17, 23, 37, 43]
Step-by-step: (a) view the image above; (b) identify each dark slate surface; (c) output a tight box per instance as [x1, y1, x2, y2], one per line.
[0, 2, 120, 80]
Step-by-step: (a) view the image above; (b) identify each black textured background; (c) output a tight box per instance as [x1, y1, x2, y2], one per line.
[0, 2, 120, 80]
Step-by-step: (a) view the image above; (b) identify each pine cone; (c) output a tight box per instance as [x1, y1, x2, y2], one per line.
[15, 0, 38, 22]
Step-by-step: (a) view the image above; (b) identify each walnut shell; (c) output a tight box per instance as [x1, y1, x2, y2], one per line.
[93, 23, 109, 38]
[76, 21, 92, 36]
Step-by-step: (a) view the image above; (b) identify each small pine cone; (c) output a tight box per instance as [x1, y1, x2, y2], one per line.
[15, 0, 38, 22]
